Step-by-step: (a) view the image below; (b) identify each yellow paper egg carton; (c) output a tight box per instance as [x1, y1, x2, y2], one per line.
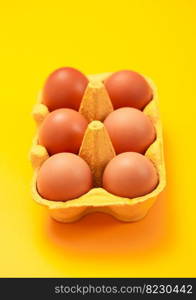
[30, 72, 166, 223]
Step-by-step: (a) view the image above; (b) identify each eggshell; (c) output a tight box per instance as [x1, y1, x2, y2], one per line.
[104, 107, 156, 154]
[102, 152, 159, 198]
[104, 70, 152, 110]
[39, 108, 88, 155]
[37, 153, 93, 201]
[42, 67, 88, 111]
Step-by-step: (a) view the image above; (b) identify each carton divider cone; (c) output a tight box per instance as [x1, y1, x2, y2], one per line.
[79, 80, 113, 122]
[79, 121, 116, 187]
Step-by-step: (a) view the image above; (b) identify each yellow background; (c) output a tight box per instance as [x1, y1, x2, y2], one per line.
[0, 0, 195, 277]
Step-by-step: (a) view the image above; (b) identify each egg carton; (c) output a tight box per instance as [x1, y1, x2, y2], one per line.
[30, 72, 166, 223]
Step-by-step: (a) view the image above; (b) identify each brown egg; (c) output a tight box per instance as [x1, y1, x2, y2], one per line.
[102, 152, 158, 198]
[39, 108, 88, 155]
[42, 67, 88, 111]
[104, 70, 152, 110]
[37, 153, 93, 201]
[104, 107, 156, 154]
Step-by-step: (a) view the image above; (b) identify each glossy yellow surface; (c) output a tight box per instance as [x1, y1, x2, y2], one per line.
[0, 0, 195, 277]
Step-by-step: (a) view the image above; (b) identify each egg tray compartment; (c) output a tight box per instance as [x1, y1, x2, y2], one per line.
[30, 72, 166, 223]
